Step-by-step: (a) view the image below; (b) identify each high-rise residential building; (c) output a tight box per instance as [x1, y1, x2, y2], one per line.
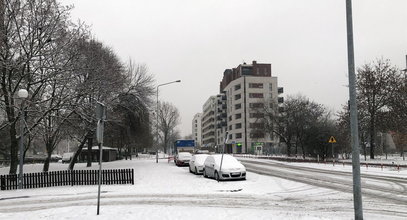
[192, 113, 202, 147]
[201, 96, 217, 149]
[215, 92, 227, 152]
[219, 60, 284, 154]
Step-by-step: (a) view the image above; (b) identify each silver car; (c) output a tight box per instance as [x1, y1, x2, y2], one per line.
[203, 154, 246, 181]
[189, 154, 209, 174]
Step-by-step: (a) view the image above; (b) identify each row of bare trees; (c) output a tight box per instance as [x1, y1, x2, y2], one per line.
[264, 58, 406, 160]
[0, 0, 156, 174]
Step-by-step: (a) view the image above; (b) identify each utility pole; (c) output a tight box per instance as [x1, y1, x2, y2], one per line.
[345, 0, 363, 219]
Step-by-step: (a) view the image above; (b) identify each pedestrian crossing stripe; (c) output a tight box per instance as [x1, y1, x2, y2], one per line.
[328, 136, 337, 143]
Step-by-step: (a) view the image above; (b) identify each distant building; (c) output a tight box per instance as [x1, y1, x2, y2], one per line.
[215, 92, 227, 152]
[219, 60, 283, 154]
[192, 113, 202, 147]
[201, 96, 217, 149]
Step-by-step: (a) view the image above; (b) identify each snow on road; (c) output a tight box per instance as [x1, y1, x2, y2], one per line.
[0, 157, 405, 219]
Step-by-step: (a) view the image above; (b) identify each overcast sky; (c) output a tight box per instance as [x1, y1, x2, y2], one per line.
[63, 0, 407, 137]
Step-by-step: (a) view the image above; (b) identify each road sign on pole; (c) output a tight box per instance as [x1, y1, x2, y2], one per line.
[328, 136, 337, 143]
[96, 102, 106, 215]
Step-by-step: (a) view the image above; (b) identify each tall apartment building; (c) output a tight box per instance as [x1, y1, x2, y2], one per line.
[215, 93, 227, 152]
[201, 96, 216, 149]
[219, 61, 283, 154]
[192, 113, 202, 147]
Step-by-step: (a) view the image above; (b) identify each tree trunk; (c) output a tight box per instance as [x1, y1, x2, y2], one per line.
[9, 123, 19, 174]
[369, 118, 376, 159]
[43, 141, 53, 172]
[69, 133, 89, 170]
[43, 151, 52, 172]
[286, 143, 291, 157]
[86, 134, 93, 167]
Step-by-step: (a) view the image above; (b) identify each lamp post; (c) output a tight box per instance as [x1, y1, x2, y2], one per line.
[156, 80, 181, 161]
[17, 89, 28, 189]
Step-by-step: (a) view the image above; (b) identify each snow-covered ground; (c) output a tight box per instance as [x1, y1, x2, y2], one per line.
[0, 156, 405, 219]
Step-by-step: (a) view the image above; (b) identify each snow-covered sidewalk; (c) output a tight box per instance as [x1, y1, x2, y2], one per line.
[0, 158, 404, 219]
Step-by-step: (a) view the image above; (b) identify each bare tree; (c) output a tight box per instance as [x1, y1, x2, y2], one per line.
[356, 58, 400, 159]
[157, 101, 180, 154]
[0, 0, 87, 174]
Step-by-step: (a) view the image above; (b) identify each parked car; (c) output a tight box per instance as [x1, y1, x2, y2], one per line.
[175, 152, 192, 166]
[62, 152, 74, 163]
[50, 154, 62, 162]
[203, 154, 246, 181]
[189, 154, 209, 174]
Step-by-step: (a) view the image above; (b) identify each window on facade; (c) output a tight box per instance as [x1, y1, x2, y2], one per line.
[269, 83, 273, 91]
[235, 113, 242, 119]
[235, 123, 242, 129]
[249, 83, 263, 88]
[249, 113, 264, 118]
[234, 84, 241, 90]
[234, 94, 241, 100]
[249, 103, 264, 108]
[229, 134, 233, 139]
[250, 132, 265, 138]
[229, 116, 232, 121]
[229, 125, 232, 130]
[249, 123, 264, 129]
[249, 93, 263, 98]
[236, 133, 242, 139]
[235, 103, 241, 110]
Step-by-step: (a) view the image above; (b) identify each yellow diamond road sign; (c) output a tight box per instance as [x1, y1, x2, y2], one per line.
[328, 136, 336, 143]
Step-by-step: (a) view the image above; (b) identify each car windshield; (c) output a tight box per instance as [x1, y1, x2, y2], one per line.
[194, 154, 209, 164]
[213, 155, 239, 165]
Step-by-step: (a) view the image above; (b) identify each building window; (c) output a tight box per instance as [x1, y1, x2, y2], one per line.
[249, 103, 264, 108]
[250, 132, 264, 138]
[234, 84, 241, 91]
[269, 83, 273, 91]
[249, 123, 264, 129]
[235, 103, 241, 110]
[229, 134, 233, 139]
[249, 83, 263, 88]
[234, 94, 241, 100]
[236, 133, 242, 139]
[249, 93, 263, 98]
[235, 123, 242, 129]
[250, 113, 264, 118]
[235, 113, 242, 119]
[229, 125, 232, 130]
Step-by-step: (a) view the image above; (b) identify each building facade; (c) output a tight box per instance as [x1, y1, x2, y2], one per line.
[192, 113, 202, 147]
[201, 96, 217, 149]
[220, 61, 283, 154]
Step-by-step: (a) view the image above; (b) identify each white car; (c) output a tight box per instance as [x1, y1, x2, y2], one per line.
[189, 154, 209, 174]
[203, 154, 246, 181]
[175, 152, 192, 166]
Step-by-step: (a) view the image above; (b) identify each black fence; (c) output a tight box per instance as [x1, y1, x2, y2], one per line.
[0, 169, 134, 190]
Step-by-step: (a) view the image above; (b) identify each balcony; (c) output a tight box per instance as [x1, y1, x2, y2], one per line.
[278, 87, 284, 94]
[278, 97, 284, 104]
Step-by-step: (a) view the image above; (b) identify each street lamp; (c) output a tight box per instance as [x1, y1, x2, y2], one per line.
[156, 80, 181, 161]
[17, 89, 28, 189]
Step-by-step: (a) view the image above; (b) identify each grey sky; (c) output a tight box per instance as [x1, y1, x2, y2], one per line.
[63, 0, 407, 137]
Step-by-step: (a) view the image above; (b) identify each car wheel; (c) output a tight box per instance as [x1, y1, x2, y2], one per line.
[203, 169, 207, 178]
[189, 167, 193, 173]
[215, 171, 220, 181]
